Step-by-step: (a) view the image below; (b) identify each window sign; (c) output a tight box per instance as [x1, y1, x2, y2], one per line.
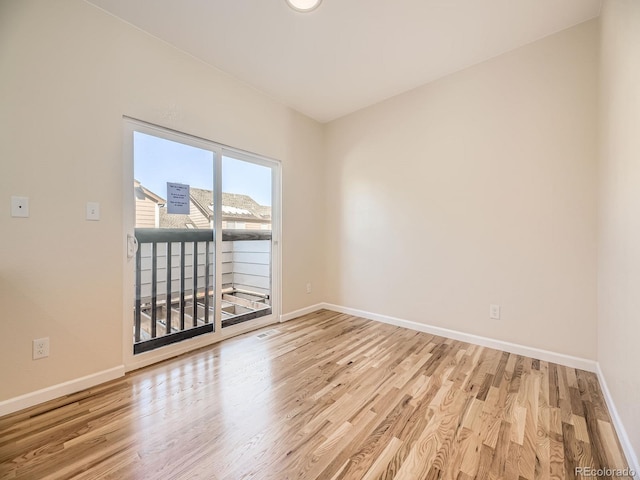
[167, 182, 190, 214]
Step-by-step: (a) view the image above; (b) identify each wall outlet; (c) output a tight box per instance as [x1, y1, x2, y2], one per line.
[489, 304, 501, 320]
[33, 337, 49, 360]
[306, 282, 312, 294]
[86, 202, 100, 221]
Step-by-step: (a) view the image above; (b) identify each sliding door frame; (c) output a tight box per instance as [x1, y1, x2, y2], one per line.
[122, 117, 282, 372]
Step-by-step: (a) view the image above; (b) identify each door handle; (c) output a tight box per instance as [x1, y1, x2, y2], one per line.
[127, 234, 138, 259]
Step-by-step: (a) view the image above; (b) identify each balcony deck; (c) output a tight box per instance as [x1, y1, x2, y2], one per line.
[137, 290, 272, 341]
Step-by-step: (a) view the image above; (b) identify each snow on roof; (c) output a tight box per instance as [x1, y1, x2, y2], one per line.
[222, 205, 252, 215]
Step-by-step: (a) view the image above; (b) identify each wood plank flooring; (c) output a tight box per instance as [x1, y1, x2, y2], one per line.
[0, 310, 632, 479]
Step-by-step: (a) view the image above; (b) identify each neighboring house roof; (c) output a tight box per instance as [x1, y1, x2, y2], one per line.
[135, 183, 271, 229]
[255, 205, 272, 221]
[158, 210, 196, 229]
[134, 179, 166, 204]
[190, 188, 270, 222]
[221, 192, 271, 221]
[189, 187, 213, 220]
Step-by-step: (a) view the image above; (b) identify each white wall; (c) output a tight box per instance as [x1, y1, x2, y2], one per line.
[0, 0, 325, 401]
[598, 0, 640, 462]
[325, 20, 599, 359]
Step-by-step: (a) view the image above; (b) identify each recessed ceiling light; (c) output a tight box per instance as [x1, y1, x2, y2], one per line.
[286, 0, 322, 13]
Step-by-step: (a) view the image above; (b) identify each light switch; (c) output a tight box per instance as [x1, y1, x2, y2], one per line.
[86, 202, 100, 221]
[11, 196, 29, 218]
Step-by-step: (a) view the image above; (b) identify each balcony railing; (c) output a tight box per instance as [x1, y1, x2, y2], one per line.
[134, 228, 272, 354]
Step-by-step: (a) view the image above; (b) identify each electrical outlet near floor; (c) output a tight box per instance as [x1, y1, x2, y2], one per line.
[33, 337, 49, 360]
[306, 282, 312, 294]
[489, 304, 501, 320]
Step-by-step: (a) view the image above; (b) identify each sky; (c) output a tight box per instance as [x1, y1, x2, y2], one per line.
[133, 131, 272, 206]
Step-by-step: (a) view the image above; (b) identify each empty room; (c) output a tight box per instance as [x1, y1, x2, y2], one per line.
[1, 0, 639, 478]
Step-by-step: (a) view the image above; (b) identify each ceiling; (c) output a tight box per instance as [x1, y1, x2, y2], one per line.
[86, 0, 602, 123]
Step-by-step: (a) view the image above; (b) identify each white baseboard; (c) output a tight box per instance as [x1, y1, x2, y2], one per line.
[596, 364, 640, 478]
[322, 303, 598, 372]
[2, 306, 634, 475]
[0, 365, 125, 418]
[280, 303, 324, 322]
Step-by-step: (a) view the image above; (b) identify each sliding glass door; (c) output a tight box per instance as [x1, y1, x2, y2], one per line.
[221, 153, 274, 328]
[124, 120, 280, 358]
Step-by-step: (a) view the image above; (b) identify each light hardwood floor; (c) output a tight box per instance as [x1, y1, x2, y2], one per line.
[0, 310, 631, 479]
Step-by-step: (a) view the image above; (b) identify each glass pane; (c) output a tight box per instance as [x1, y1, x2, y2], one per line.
[221, 155, 272, 327]
[134, 132, 214, 229]
[133, 131, 215, 353]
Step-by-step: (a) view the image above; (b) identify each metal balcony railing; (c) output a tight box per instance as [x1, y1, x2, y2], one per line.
[133, 228, 272, 354]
